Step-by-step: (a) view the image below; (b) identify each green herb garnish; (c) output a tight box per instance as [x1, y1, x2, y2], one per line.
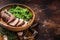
[8, 6, 33, 21]
[0, 28, 18, 40]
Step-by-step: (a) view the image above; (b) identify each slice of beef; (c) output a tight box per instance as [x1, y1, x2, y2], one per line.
[4, 9, 15, 23]
[9, 18, 19, 26]
[7, 17, 15, 23]
[17, 19, 24, 26]
[1, 11, 9, 22]
[22, 21, 28, 27]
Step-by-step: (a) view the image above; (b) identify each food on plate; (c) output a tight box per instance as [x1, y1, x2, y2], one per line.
[0, 27, 37, 40]
[5, 9, 15, 23]
[1, 11, 10, 22]
[22, 21, 28, 27]
[0, 28, 18, 40]
[8, 6, 33, 21]
[9, 18, 19, 26]
[17, 19, 24, 26]
[1, 5, 33, 27]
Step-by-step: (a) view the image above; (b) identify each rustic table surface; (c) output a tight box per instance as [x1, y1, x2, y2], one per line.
[0, 0, 60, 40]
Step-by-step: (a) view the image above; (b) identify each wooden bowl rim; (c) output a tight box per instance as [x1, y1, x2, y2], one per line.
[0, 3, 35, 31]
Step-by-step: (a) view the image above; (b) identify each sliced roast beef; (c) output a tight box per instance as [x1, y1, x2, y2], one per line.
[9, 18, 19, 26]
[1, 11, 9, 22]
[4, 9, 15, 23]
[22, 21, 28, 27]
[7, 17, 15, 23]
[1, 9, 28, 27]
[17, 19, 24, 26]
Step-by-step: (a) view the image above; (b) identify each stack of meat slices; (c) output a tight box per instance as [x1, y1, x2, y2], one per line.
[1, 9, 28, 27]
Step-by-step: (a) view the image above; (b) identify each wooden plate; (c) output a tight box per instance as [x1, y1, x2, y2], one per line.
[0, 4, 35, 31]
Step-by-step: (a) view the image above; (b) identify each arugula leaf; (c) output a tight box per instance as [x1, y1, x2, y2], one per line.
[9, 6, 33, 21]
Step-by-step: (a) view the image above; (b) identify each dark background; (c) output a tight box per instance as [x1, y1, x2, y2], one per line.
[0, 0, 60, 40]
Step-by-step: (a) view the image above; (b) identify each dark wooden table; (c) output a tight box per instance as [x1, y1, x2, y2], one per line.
[0, 0, 60, 40]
